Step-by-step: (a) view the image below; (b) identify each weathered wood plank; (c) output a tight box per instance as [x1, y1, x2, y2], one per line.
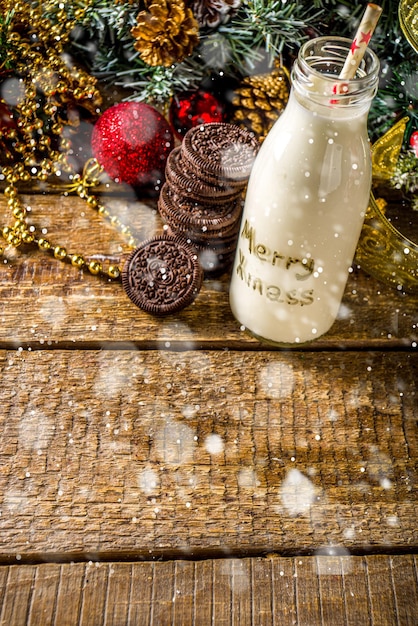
[316, 556, 346, 624]
[0, 349, 416, 559]
[0, 566, 34, 625]
[342, 556, 371, 626]
[391, 555, 418, 626]
[366, 557, 398, 625]
[252, 558, 273, 625]
[230, 559, 252, 625]
[193, 560, 212, 625]
[29, 563, 61, 626]
[104, 562, 134, 626]
[149, 562, 174, 625]
[1, 556, 417, 625]
[295, 559, 322, 625]
[53, 564, 84, 626]
[1, 195, 417, 349]
[128, 562, 153, 625]
[173, 561, 195, 625]
[270, 559, 297, 625]
[78, 561, 109, 625]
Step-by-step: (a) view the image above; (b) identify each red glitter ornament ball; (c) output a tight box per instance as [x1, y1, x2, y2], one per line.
[91, 102, 174, 189]
[169, 89, 225, 139]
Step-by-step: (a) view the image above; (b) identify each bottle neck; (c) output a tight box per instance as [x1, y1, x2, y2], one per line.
[291, 36, 380, 114]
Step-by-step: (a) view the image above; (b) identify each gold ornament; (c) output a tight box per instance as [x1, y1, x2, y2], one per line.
[131, 0, 199, 67]
[355, 119, 418, 292]
[231, 63, 290, 141]
[371, 117, 409, 180]
[399, 0, 418, 53]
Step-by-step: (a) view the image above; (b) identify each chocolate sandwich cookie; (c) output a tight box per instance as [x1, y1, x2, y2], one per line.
[181, 123, 259, 185]
[167, 232, 240, 260]
[122, 234, 203, 316]
[165, 147, 244, 203]
[187, 231, 242, 254]
[158, 184, 244, 232]
[163, 227, 239, 276]
[181, 221, 241, 245]
[159, 208, 241, 244]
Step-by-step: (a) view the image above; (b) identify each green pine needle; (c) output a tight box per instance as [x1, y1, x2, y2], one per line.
[32, 0, 417, 141]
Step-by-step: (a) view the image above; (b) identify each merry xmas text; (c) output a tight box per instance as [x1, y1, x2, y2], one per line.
[238, 220, 315, 279]
[235, 220, 316, 305]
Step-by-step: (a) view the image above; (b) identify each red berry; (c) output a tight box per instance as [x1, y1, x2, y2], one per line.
[409, 130, 418, 157]
[169, 90, 225, 139]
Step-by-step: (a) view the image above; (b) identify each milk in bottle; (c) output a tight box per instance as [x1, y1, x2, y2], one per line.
[229, 37, 380, 344]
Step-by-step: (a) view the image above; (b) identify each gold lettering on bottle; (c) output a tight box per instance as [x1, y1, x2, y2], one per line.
[235, 245, 315, 307]
[241, 219, 255, 254]
[240, 220, 315, 279]
[236, 248, 246, 280]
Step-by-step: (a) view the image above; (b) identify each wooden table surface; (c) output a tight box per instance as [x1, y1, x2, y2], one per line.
[0, 185, 417, 625]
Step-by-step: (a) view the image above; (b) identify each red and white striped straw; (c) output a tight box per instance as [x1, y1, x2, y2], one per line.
[339, 3, 382, 80]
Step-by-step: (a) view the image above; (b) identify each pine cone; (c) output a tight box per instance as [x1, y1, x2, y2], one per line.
[190, 0, 241, 28]
[131, 0, 199, 67]
[231, 65, 290, 141]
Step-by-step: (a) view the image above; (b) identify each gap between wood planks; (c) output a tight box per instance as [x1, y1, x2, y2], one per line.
[0, 545, 417, 567]
[0, 340, 416, 352]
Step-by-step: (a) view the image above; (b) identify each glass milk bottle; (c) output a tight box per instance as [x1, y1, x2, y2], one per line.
[229, 36, 380, 344]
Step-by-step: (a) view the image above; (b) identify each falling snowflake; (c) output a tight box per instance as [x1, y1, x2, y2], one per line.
[204, 433, 224, 455]
[258, 361, 294, 399]
[279, 468, 316, 516]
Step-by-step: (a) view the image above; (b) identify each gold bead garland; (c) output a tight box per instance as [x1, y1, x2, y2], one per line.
[1, 159, 139, 280]
[0, 0, 138, 281]
[1, 2, 101, 169]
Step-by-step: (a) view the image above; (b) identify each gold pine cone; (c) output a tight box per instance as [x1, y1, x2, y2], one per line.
[131, 0, 199, 67]
[231, 64, 290, 141]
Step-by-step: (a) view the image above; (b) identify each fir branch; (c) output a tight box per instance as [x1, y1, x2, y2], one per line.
[369, 61, 418, 142]
[83, 0, 137, 41]
[111, 57, 206, 104]
[70, 0, 136, 62]
[217, 0, 325, 63]
[57, 0, 418, 142]
[391, 150, 418, 196]
[0, 9, 16, 71]
[390, 149, 418, 212]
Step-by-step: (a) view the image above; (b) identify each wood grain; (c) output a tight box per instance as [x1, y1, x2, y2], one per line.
[1, 194, 417, 350]
[0, 349, 416, 560]
[0, 556, 416, 625]
[1, 188, 417, 624]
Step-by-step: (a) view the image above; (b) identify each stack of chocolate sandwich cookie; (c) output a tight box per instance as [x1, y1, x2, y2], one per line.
[158, 122, 259, 276]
